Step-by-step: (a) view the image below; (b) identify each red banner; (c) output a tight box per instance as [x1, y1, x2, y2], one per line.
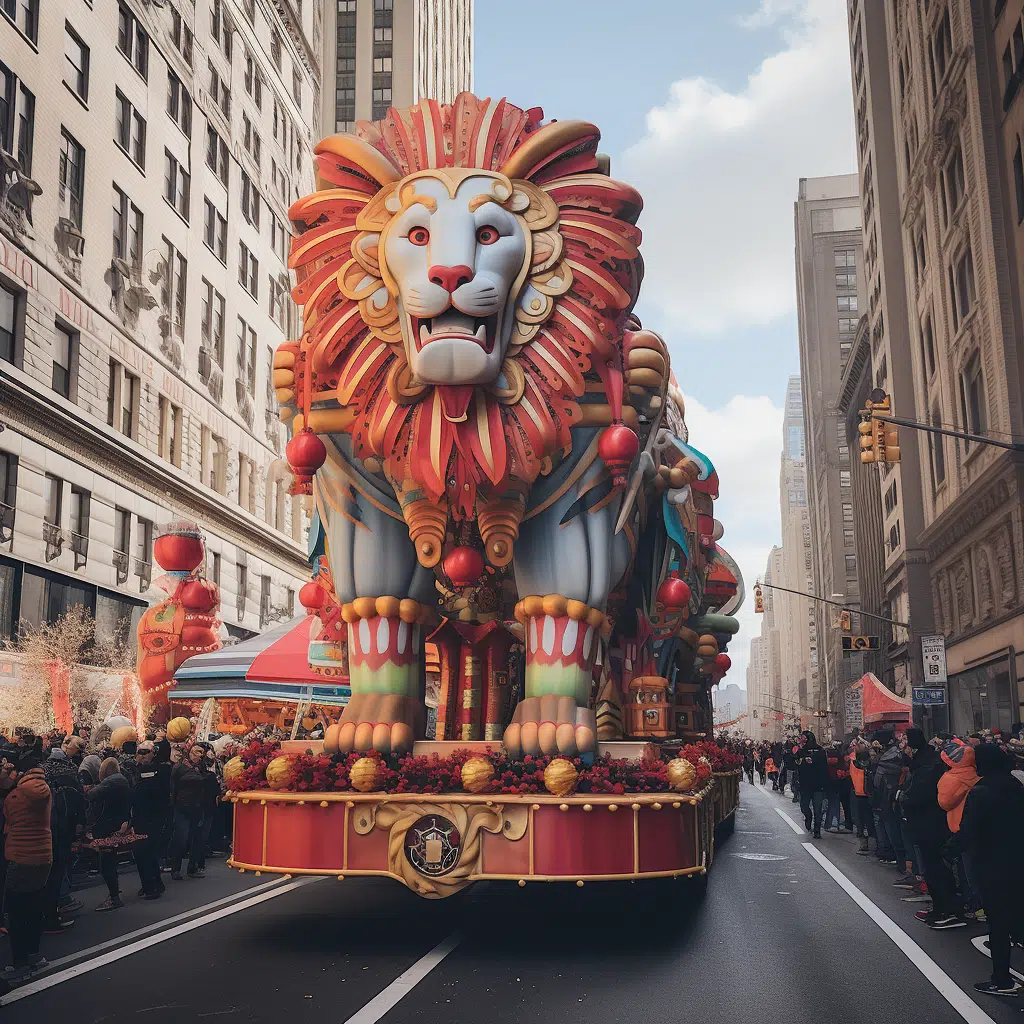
[49, 660, 73, 733]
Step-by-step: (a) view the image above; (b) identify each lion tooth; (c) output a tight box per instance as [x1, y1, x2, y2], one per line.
[474, 323, 486, 343]
[419, 323, 430, 345]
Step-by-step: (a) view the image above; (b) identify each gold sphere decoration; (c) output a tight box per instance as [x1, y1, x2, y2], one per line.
[265, 755, 295, 791]
[349, 756, 379, 793]
[109, 726, 138, 750]
[166, 717, 192, 742]
[461, 756, 495, 794]
[543, 757, 579, 797]
[667, 758, 698, 793]
[223, 756, 245, 787]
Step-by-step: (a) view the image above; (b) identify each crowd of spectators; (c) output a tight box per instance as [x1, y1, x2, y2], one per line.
[0, 722, 248, 992]
[720, 725, 1024, 999]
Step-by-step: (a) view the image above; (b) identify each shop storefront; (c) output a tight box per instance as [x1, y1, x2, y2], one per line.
[948, 649, 1019, 735]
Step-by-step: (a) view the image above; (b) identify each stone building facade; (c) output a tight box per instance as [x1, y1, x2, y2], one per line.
[0, 0, 323, 651]
[858, 0, 1024, 734]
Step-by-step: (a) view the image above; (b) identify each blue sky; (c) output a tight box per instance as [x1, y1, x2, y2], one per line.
[476, 0, 858, 688]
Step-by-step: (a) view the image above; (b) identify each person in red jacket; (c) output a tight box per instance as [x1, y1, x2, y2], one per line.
[2, 764, 53, 982]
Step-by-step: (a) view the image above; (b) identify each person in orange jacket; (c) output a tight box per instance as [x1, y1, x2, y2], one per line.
[848, 740, 874, 852]
[765, 756, 779, 790]
[938, 741, 982, 919]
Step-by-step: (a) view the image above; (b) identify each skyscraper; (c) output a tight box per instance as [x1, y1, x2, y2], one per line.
[323, 0, 473, 135]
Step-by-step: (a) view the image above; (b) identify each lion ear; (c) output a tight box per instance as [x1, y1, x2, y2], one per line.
[508, 181, 558, 232]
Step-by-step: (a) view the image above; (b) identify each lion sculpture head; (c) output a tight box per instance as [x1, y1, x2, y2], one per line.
[280, 94, 643, 567]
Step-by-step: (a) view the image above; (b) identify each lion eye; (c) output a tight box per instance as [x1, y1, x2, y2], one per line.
[408, 226, 430, 246]
[476, 225, 500, 245]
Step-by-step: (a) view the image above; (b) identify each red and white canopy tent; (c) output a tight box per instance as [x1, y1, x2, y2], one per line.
[852, 672, 912, 732]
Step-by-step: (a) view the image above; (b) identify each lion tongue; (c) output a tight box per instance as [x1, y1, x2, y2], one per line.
[438, 385, 474, 422]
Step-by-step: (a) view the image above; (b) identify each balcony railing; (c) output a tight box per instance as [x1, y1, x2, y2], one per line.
[43, 521, 63, 562]
[70, 531, 89, 570]
[112, 548, 130, 586]
[134, 557, 152, 591]
[0, 501, 14, 544]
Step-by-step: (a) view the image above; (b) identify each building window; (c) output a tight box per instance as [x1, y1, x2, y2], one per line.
[114, 507, 131, 560]
[208, 61, 231, 117]
[237, 317, 257, 393]
[835, 272, 856, 289]
[888, 521, 901, 554]
[838, 317, 858, 334]
[940, 143, 965, 225]
[70, 484, 90, 540]
[0, 65, 35, 176]
[239, 243, 258, 298]
[136, 517, 153, 579]
[929, 405, 946, 487]
[245, 53, 263, 109]
[260, 574, 272, 625]
[0, 280, 20, 365]
[108, 359, 139, 438]
[236, 562, 247, 615]
[44, 473, 62, 526]
[58, 128, 85, 228]
[63, 23, 90, 103]
[2, 0, 37, 42]
[114, 90, 146, 168]
[211, 551, 221, 586]
[837, 295, 858, 312]
[839, 469, 851, 488]
[843, 528, 855, 548]
[159, 396, 184, 467]
[163, 150, 190, 221]
[161, 237, 187, 337]
[117, 2, 149, 79]
[845, 553, 858, 577]
[292, 68, 302, 105]
[206, 123, 229, 185]
[930, 6, 953, 94]
[1015, 138, 1024, 224]
[52, 322, 77, 400]
[842, 502, 854, 524]
[201, 279, 226, 365]
[167, 72, 192, 138]
[242, 113, 262, 167]
[112, 184, 143, 265]
[203, 198, 227, 263]
[241, 172, 261, 229]
[271, 30, 283, 70]
[883, 480, 898, 516]
[949, 244, 976, 332]
[834, 249, 855, 268]
[959, 351, 987, 449]
[921, 315, 936, 377]
[170, 7, 194, 66]
[201, 427, 227, 493]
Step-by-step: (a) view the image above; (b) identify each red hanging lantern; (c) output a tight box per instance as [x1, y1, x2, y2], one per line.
[598, 422, 639, 488]
[180, 579, 218, 613]
[287, 429, 327, 495]
[299, 581, 326, 611]
[443, 545, 485, 588]
[153, 532, 205, 573]
[657, 576, 691, 609]
[714, 653, 731, 672]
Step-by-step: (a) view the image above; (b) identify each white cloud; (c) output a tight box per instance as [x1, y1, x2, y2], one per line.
[681, 393, 784, 692]
[620, 0, 856, 334]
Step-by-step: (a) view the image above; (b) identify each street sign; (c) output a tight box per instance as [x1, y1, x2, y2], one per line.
[921, 634, 948, 684]
[844, 686, 863, 731]
[912, 687, 946, 706]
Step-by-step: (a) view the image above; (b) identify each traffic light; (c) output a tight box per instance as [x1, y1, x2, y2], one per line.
[860, 392, 900, 464]
[841, 635, 880, 651]
[858, 417, 881, 464]
[881, 425, 900, 463]
[754, 584, 764, 613]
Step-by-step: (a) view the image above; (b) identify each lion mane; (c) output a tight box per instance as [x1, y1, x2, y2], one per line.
[278, 93, 643, 567]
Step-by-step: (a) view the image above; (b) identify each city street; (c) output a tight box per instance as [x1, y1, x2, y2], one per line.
[2, 787, 1017, 1024]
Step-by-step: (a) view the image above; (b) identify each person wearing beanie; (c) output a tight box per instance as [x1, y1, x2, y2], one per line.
[902, 728, 964, 930]
[959, 744, 1024, 997]
[2, 766, 53, 981]
[795, 730, 828, 837]
[78, 754, 102, 789]
[85, 758, 132, 911]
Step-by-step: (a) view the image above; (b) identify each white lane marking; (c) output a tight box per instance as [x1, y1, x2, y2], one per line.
[342, 932, 461, 1024]
[735, 830, 776, 835]
[970, 935, 1024, 983]
[775, 807, 806, 835]
[1, 878, 321, 1006]
[803, 843, 997, 1024]
[44, 877, 290, 973]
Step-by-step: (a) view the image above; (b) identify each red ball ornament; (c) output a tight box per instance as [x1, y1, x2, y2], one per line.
[153, 533, 205, 573]
[287, 429, 327, 476]
[657, 576, 692, 609]
[443, 545, 485, 588]
[714, 653, 732, 672]
[599, 423, 639, 488]
[299, 581, 326, 611]
[180, 579, 217, 613]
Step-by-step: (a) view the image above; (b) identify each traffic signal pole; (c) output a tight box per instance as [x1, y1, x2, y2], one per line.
[870, 411, 1024, 453]
[753, 579, 910, 629]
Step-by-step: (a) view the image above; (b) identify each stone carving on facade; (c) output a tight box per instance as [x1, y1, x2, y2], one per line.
[925, 51, 970, 186]
[198, 347, 225, 404]
[235, 377, 255, 429]
[108, 257, 157, 331]
[936, 571, 953, 638]
[976, 543, 995, 620]
[952, 555, 975, 633]
[991, 520, 1018, 609]
[0, 152, 41, 239]
[53, 218, 85, 283]
[927, 476, 1010, 560]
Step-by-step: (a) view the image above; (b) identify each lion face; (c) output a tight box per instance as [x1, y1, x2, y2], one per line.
[380, 172, 529, 386]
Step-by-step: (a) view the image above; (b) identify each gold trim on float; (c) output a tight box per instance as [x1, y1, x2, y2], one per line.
[227, 788, 711, 807]
[262, 804, 268, 867]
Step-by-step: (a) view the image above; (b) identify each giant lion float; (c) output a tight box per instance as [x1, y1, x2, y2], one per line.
[217, 94, 744, 896]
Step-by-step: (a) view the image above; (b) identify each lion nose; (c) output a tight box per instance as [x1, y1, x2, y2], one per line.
[428, 264, 474, 293]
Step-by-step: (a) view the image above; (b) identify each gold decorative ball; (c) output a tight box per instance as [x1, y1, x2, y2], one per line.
[166, 717, 192, 742]
[667, 758, 698, 792]
[544, 757, 579, 797]
[110, 726, 138, 750]
[265, 755, 295, 790]
[461, 756, 495, 794]
[349, 757, 379, 793]
[223, 756, 245, 787]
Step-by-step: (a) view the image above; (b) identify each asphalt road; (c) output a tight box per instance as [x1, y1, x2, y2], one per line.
[2, 782, 1019, 1023]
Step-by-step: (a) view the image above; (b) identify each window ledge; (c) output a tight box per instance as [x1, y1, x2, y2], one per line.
[1, 14, 39, 52]
[62, 82, 89, 111]
[113, 142, 146, 175]
[163, 197, 190, 226]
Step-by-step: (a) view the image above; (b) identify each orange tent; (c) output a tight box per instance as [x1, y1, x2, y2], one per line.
[852, 672, 911, 730]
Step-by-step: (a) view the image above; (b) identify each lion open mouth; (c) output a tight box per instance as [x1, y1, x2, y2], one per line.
[413, 311, 498, 354]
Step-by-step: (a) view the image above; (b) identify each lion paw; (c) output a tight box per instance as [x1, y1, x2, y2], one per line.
[324, 693, 420, 755]
[503, 695, 596, 759]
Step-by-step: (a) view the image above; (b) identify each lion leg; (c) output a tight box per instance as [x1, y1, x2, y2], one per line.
[505, 445, 631, 758]
[319, 440, 435, 756]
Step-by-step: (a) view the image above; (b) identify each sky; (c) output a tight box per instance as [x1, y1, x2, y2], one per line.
[476, 0, 858, 690]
